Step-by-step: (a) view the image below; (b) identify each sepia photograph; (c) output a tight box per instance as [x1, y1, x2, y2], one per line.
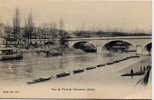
[0, 0, 152, 99]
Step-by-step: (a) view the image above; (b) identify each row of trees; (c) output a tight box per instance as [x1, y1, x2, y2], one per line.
[5, 8, 68, 48]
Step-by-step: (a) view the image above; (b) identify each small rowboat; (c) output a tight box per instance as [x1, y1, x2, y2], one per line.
[86, 66, 96, 70]
[56, 72, 70, 78]
[27, 77, 51, 84]
[121, 72, 145, 77]
[73, 69, 84, 74]
[97, 64, 106, 67]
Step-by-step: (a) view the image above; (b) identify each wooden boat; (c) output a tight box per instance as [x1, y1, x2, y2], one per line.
[0, 48, 23, 61]
[121, 71, 145, 77]
[106, 62, 115, 65]
[27, 77, 51, 84]
[86, 66, 96, 70]
[73, 69, 84, 74]
[56, 72, 70, 78]
[112, 60, 120, 63]
[97, 64, 106, 67]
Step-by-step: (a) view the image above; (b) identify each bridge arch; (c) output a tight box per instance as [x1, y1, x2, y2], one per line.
[102, 40, 134, 52]
[72, 41, 97, 52]
[144, 42, 152, 52]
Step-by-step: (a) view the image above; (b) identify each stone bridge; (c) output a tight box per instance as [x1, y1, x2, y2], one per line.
[67, 36, 152, 53]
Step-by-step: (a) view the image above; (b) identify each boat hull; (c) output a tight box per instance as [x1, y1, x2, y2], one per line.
[0, 54, 23, 61]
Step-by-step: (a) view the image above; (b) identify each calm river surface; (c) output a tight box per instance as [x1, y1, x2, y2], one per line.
[0, 51, 137, 81]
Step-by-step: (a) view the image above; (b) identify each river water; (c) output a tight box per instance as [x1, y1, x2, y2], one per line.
[0, 50, 143, 81]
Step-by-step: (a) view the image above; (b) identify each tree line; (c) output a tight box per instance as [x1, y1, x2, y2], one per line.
[3, 8, 69, 49]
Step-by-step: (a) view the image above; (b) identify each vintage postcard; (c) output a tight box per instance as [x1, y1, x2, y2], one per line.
[0, 0, 152, 99]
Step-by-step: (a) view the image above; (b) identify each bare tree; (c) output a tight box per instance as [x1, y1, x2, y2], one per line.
[24, 11, 34, 47]
[4, 23, 11, 47]
[12, 8, 21, 47]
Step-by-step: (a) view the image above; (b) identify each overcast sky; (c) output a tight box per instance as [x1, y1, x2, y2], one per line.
[0, 0, 152, 32]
